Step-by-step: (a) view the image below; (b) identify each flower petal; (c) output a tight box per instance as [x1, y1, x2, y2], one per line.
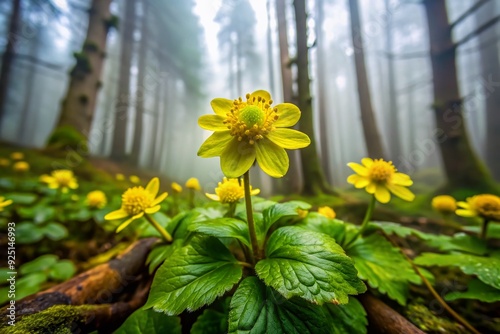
[392, 173, 413, 186]
[273, 103, 301, 127]
[387, 184, 415, 202]
[105, 209, 129, 220]
[361, 158, 373, 167]
[116, 218, 134, 233]
[347, 162, 369, 176]
[145, 205, 160, 214]
[205, 193, 220, 201]
[354, 177, 370, 189]
[251, 188, 260, 196]
[249, 90, 271, 103]
[211, 98, 233, 116]
[198, 131, 233, 158]
[266, 128, 310, 149]
[456, 209, 476, 218]
[146, 177, 160, 197]
[457, 201, 470, 209]
[374, 185, 391, 203]
[366, 182, 376, 194]
[220, 138, 256, 178]
[152, 192, 168, 206]
[347, 174, 361, 185]
[255, 138, 289, 178]
[198, 115, 228, 131]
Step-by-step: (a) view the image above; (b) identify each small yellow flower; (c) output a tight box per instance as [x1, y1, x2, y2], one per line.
[206, 177, 260, 204]
[13, 161, 29, 172]
[171, 182, 183, 193]
[10, 152, 24, 160]
[318, 206, 336, 219]
[129, 175, 141, 184]
[297, 209, 309, 219]
[185, 177, 201, 191]
[347, 158, 415, 204]
[86, 190, 107, 209]
[105, 177, 168, 232]
[456, 194, 500, 221]
[0, 197, 13, 212]
[116, 173, 125, 181]
[40, 170, 78, 193]
[0, 158, 10, 167]
[197, 90, 311, 178]
[432, 195, 457, 214]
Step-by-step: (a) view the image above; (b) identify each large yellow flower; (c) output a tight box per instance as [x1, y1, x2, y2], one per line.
[347, 158, 414, 204]
[0, 197, 13, 212]
[105, 177, 168, 232]
[86, 190, 107, 209]
[206, 177, 260, 204]
[432, 195, 457, 214]
[40, 170, 78, 193]
[456, 194, 500, 221]
[197, 90, 310, 178]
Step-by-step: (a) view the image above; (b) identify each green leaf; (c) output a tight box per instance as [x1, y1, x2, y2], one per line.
[189, 218, 250, 247]
[255, 226, 366, 305]
[12, 273, 47, 300]
[33, 206, 57, 224]
[16, 222, 44, 244]
[299, 213, 347, 245]
[415, 253, 500, 289]
[20, 255, 59, 274]
[445, 279, 500, 303]
[5, 192, 38, 205]
[191, 309, 228, 334]
[346, 234, 421, 305]
[424, 233, 487, 255]
[167, 211, 199, 240]
[115, 309, 181, 334]
[146, 242, 178, 274]
[262, 201, 311, 232]
[370, 222, 431, 240]
[229, 277, 330, 334]
[323, 297, 368, 334]
[145, 236, 243, 315]
[42, 223, 68, 241]
[464, 224, 500, 239]
[48, 260, 76, 281]
[67, 208, 92, 222]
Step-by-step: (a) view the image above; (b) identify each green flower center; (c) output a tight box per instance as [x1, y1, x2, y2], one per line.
[239, 105, 265, 128]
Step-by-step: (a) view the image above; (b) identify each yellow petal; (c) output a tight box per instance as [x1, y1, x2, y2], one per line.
[456, 209, 476, 218]
[105, 209, 129, 220]
[273, 103, 301, 127]
[211, 98, 233, 116]
[354, 177, 370, 189]
[146, 177, 160, 197]
[456, 201, 470, 209]
[387, 184, 415, 202]
[266, 128, 310, 149]
[116, 213, 142, 233]
[251, 188, 260, 196]
[249, 90, 271, 103]
[361, 158, 373, 167]
[198, 115, 228, 131]
[198, 131, 233, 158]
[347, 174, 361, 185]
[220, 138, 256, 178]
[366, 182, 376, 194]
[205, 193, 220, 201]
[255, 138, 289, 178]
[374, 185, 391, 203]
[392, 173, 413, 186]
[152, 192, 168, 206]
[145, 205, 160, 214]
[347, 162, 369, 176]
[0, 199, 13, 207]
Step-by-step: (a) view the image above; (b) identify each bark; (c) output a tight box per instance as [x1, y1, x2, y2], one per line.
[266, 0, 276, 94]
[293, 0, 332, 195]
[131, 0, 149, 166]
[0, 0, 21, 130]
[147, 75, 162, 168]
[276, 0, 293, 103]
[110, 0, 136, 161]
[54, 0, 112, 139]
[423, 0, 494, 190]
[348, 0, 387, 159]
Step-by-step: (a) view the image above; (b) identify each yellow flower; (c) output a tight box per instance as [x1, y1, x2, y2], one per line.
[347, 158, 415, 204]
[13, 161, 29, 172]
[116, 173, 125, 181]
[197, 90, 311, 178]
[318, 206, 336, 219]
[0, 197, 13, 212]
[432, 195, 457, 214]
[171, 182, 183, 193]
[0, 158, 10, 167]
[297, 209, 309, 219]
[129, 175, 141, 184]
[86, 190, 107, 209]
[456, 194, 500, 221]
[10, 152, 24, 160]
[185, 177, 201, 191]
[40, 170, 78, 193]
[105, 177, 168, 232]
[206, 177, 260, 204]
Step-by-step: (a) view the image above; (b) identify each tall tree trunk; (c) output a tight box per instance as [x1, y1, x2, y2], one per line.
[52, 0, 112, 146]
[294, 0, 332, 195]
[422, 0, 493, 191]
[110, 0, 135, 161]
[130, 0, 148, 166]
[477, 2, 500, 181]
[266, 0, 276, 95]
[156, 76, 171, 170]
[0, 0, 21, 130]
[348, 0, 386, 159]
[276, 0, 293, 103]
[147, 74, 162, 168]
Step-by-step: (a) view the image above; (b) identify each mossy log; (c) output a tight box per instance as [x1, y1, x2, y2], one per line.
[0, 238, 158, 333]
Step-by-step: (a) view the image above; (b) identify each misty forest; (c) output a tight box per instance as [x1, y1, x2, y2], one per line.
[0, 0, 500, 333]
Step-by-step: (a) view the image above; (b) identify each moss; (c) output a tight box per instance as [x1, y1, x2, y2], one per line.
[70, 52, 92, 77]
[96, 81, 103, 89]
[406, 302, 467, 334]
[78, 94, 89, 105]
[83, 40, 99, 52]
[104, 15, 119, 31]
[47, 126, 88, 154]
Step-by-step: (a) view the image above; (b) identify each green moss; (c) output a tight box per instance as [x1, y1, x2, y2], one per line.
[83, 40, 99, 52]
[78, 94, 89, 105]
[406, 302, 467, 334]
[70, 52, 92, 76]
[104, 15, 119, 31]
[47, 126, 88, 154]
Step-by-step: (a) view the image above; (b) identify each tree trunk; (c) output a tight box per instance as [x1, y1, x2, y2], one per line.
[477, 2, 500, 181]
[348, 0, 386, 159]
[0, 0, 21, 130]
[423, 0, 494, 191]
[147, 75, 162, 168]
[266, 0, 276, 95]
[293, 0, 332, 195]
[52, 0, 112, 144]
[110, 0, 135, 161]
[131, 0, 149, 166]
[276, 0, 293, 103]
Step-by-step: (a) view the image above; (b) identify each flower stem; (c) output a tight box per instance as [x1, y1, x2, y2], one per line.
[225, 202, 236, 218]
[346, 195, 376, 247]
[188, 190, 195, 208]
[244, 171, 261, 262]
[145, 214, 173, 243]
[480, 219, 490, 240]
